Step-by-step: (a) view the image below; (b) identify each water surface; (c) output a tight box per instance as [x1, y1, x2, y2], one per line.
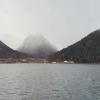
[0, 64, 99, 100]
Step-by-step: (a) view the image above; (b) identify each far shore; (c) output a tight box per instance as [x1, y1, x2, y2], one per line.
[0, 58, 75, 64]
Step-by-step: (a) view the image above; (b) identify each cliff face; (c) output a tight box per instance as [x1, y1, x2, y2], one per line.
[48, 29, 100, 63]
[0, 41, 30, 58]
[18, 34, 57, 58]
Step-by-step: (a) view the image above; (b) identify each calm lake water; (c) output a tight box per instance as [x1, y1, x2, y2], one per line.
[0, 64, 99, 100]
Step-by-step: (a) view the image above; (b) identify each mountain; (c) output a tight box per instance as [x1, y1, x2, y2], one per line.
[18, 34, 57, 58]
[0, 41, 30, 58]
[48, 29, 100, 63]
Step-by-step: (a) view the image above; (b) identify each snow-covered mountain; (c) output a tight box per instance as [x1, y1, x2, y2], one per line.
[18, 34, 57, 58]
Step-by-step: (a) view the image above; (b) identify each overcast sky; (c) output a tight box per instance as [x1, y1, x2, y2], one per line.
[0, 0, 100, 50]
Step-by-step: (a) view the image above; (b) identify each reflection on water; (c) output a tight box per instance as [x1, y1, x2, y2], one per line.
[0, 64, 99, 100]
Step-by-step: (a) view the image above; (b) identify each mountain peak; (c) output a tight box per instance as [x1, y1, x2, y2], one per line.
[18, 33, 57, 58]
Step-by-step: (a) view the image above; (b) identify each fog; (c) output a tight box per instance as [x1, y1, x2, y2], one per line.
[0, 0, 100, 50]
[18, 34, 57, 58]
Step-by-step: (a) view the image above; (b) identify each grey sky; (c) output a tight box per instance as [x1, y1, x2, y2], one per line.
[0, 0, 99, 50]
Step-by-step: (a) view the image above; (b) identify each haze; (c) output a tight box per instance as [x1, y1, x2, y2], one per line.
[0, 0, 99, 50]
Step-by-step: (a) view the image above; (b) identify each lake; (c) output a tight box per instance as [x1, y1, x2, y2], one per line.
[0, 64, 99, 100]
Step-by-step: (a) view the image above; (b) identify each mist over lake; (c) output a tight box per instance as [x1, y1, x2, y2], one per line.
[0, 64, 99, 100]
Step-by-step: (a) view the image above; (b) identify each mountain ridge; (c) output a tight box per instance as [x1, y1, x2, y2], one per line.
[48, 29, 100, 63]
[0, 41, 31, 59]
